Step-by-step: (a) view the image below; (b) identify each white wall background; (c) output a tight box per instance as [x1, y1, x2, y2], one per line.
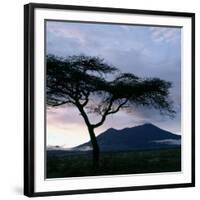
[0, 0, 199, 199]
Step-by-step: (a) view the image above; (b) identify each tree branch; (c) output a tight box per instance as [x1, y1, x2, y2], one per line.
[92, 98, 128, 128]
[80, 90, 90, 107]
[81, 96, 89, 107]
[107, 99, 128, 115]
[76, 100, 92, 127]
[51, 100, 75, 107]
[92, 98, 114, 128]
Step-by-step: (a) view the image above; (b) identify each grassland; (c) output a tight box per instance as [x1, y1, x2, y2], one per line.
[46, 148, 181, 179]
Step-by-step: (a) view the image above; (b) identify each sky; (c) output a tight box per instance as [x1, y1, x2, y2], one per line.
[46, 20, 181, 148]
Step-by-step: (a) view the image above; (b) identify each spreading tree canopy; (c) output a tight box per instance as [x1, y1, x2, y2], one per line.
[46, 54, 175, 167]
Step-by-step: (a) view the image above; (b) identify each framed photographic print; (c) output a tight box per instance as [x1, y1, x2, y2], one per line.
[24, 3, 195, 197]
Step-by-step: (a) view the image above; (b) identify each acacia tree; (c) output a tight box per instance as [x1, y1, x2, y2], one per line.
[46, 54, 175, 167]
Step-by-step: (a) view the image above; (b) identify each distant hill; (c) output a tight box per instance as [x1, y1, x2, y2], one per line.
[47, 123, 181, 156]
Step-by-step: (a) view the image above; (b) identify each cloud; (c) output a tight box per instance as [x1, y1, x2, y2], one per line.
[47, 21, 87, 45]
[149, 27, 181, 43]
[152, 139, 181, 145]
[47, 106, 85, 129]
[46, 21, 182, 146]
[119, 25, 132, 31]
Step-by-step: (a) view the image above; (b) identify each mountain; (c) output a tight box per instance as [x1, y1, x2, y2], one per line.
[74, 123, 181, 152]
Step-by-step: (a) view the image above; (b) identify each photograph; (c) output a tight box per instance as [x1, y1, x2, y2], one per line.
[46, 20, 182, 179]
[24, 3, 195, 196]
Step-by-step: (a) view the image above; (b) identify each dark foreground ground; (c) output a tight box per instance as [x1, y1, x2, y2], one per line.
[46, 148, 181, 179]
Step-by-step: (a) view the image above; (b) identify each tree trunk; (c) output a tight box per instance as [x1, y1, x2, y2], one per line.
[87, 126, 100, 168]
[76, 103, 100, 168]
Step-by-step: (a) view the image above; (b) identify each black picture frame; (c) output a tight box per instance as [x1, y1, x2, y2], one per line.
[24, 3, 195, 197]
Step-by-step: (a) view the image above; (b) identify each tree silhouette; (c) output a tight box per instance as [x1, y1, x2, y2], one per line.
[46, 54, 175, 167]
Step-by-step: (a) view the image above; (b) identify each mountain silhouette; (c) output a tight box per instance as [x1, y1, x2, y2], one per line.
[74, 123, 181, 152]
